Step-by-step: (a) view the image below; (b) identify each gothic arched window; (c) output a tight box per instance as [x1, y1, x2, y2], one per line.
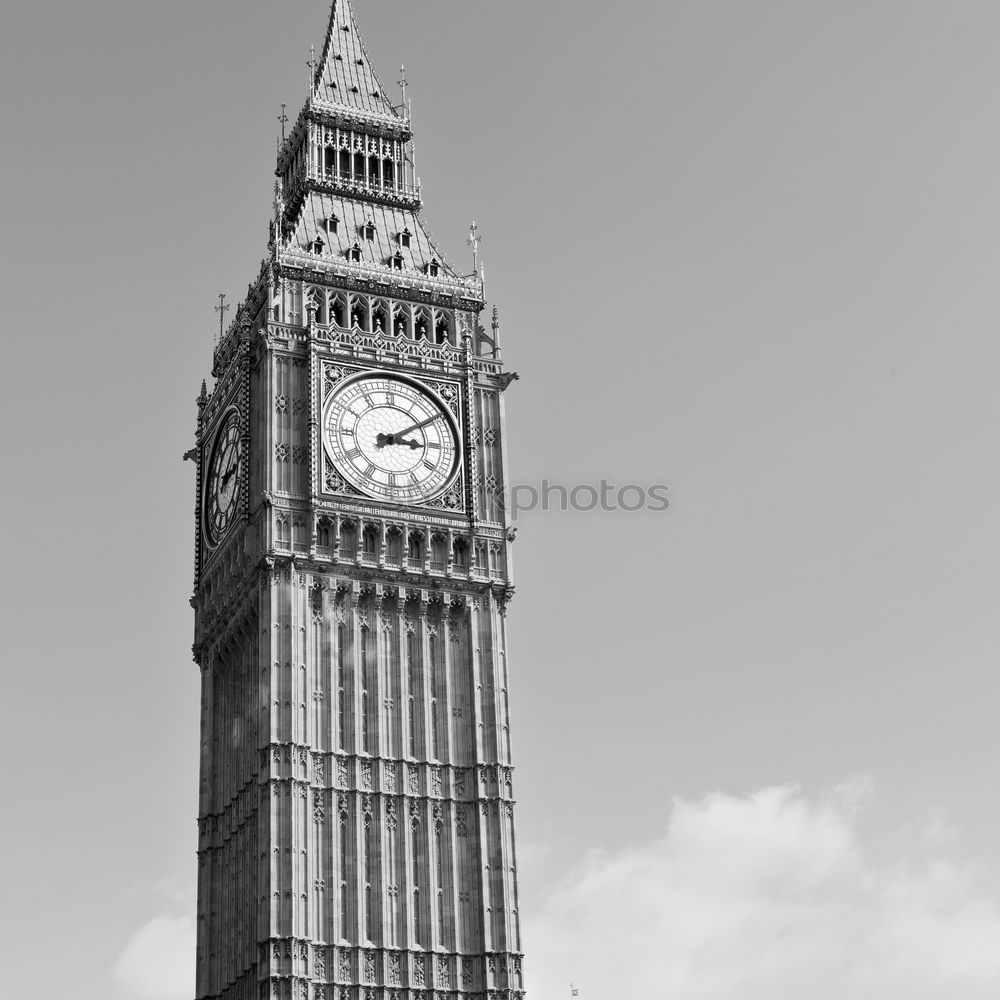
[330, 293, 347, 327]
[317, 518, 332, 549]
[398, 228, 412, 249]
[434, 311, 453, 346]
[414, 307, 432, 342]
[362, 525, 378, 561]
[371, 301, 388, 334]
[407, 532, 424, 564]
[393, 304, 411, 338]
[340, 521, 357, 559]
[453, 537, 469, 569]
[386, 527, 403, 566]
[350, 296, 369, 330]
[430, 534, 447, 573]
[348, 243, 362, 263]
[425, 259, 440, 278]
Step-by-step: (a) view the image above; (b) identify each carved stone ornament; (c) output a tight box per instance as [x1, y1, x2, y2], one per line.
[387, 954, 401, 986]
[437, 957, 450, 986]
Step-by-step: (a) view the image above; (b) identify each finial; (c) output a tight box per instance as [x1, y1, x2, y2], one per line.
[490, 306, 502, 359]
[397, 65, 408, 113]
[571, 986, 580, 998]
[278, 103, 289, 141]
[467, 221, 482, 274]
[198, 380, 209, 407]
[307, 45, 318, 93]
[214, 292, 230, 346]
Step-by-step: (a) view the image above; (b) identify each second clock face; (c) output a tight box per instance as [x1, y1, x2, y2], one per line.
[206, 412, 242, 545]
[324, 374, 459, 503]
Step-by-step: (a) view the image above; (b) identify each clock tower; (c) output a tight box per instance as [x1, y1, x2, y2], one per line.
[190, 4, 524, 1000]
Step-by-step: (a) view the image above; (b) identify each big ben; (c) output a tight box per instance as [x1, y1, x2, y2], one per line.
[190, 4, 525, 999]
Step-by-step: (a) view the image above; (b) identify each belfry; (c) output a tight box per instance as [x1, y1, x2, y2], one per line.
[190, 3, 525, 999]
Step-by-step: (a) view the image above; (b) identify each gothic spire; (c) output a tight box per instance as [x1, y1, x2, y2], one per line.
[311, 0, 402, 120]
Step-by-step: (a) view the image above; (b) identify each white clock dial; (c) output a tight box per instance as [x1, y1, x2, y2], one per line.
[324, 374, 460, 503]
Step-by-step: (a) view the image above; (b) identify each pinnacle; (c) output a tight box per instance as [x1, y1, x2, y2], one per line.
[312, 0, 401, 120]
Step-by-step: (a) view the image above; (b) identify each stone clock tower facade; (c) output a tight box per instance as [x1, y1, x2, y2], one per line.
[190, 4, 524, 1000]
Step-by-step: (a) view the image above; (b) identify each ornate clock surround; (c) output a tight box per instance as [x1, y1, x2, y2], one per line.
[320, 360, 467, 514]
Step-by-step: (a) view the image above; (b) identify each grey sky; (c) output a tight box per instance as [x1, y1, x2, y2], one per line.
[2, 1, 999, 996]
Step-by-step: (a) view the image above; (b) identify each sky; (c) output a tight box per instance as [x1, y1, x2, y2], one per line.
[2, 1, 1000, 997]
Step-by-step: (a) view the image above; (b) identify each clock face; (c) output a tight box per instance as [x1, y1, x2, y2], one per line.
[324, 374, 460, 504]
[206, 413, 242, 545]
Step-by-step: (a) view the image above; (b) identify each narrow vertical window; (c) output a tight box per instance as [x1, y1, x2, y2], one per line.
[361, 628, 371, 753]
[364, 818, 374, 941]
[337, 625, 347, 750]
[435, 824, 445, 942]
[407, 632, 418, 758]
[387, 819, 398, 946]
[435, 826, 444, 888]
[429, 635, 440, 760]
[339, 816, 349, 934]
[411, 822, 422, 945]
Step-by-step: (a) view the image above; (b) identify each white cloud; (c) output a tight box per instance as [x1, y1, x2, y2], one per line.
[523, 781, 1000, 999]
[113, 915, 195, 1000]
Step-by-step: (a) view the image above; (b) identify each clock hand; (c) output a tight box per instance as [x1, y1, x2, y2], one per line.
[376, 433, 424, 449]
[376, 414, 442, 447]
[397, 413, 441, 437]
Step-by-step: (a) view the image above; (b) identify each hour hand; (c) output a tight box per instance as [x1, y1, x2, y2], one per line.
[376, 433, 422, 449]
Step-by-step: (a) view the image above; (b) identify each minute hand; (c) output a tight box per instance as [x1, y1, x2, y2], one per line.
[392, 414, 441, 439]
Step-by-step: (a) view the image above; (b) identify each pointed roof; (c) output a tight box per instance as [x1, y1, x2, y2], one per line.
[312, 0, 401, 119]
